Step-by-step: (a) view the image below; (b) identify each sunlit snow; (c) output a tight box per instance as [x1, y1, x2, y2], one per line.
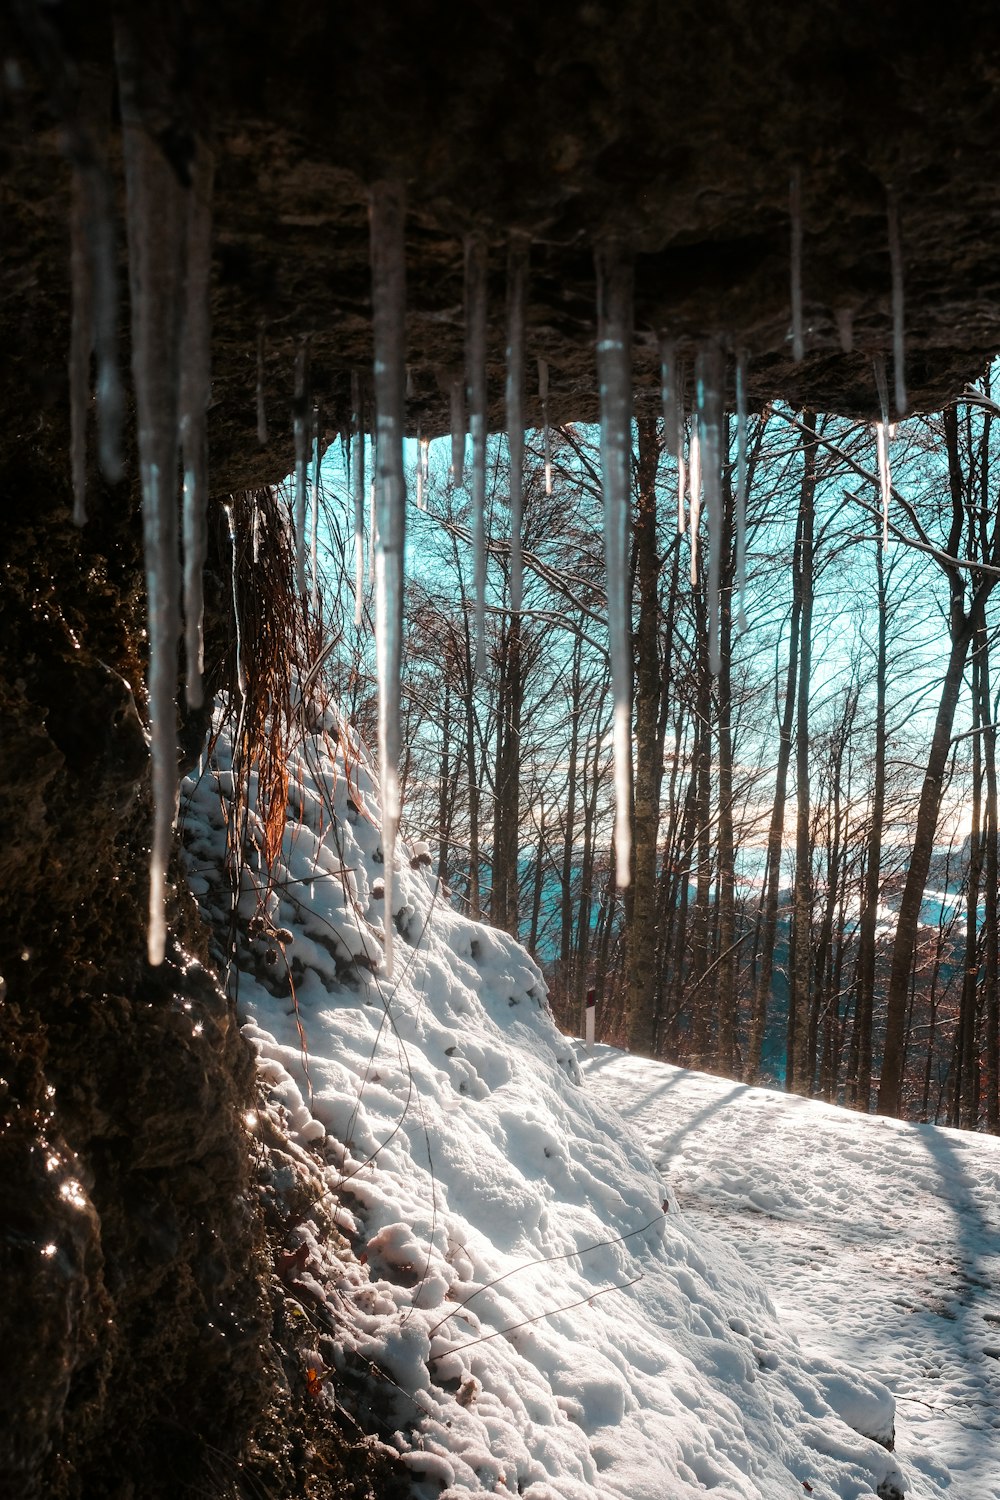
[179, 706, 997, 1500]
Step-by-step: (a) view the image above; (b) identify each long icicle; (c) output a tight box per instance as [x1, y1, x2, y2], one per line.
[75, 128, 123, 482]
[660, 338, 679, 461]
[873, 355, 892, 545]
[790, 165, 804, 362]
[117, 20, 190, 966]
[58, 63, 121, 485]
[352, 371, 365, 627]
[735, 349, 749, 631]
[69, 167, 93, 525]
[294, 339, 310, 597]
[466, 233, 489, 676]
[369, 181, 408, 979]
[689, 426, 701, 583]
[538, 356, 553, 495]
[180, 142, 214, 709]
[676, 362, 687, 535]
[696, 343, 726, 676]
[415, 424, 424, 509]
[887, 190, 907, 417]
[417, 435, 429, 510]
[506, 234, 528, 618]
[450, 375, 466, 486]
[311, 403, 321, 615]
[595, 241, 633, 890]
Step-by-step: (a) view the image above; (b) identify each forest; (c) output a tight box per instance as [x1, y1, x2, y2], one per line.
[302, 380, 1000, 1134]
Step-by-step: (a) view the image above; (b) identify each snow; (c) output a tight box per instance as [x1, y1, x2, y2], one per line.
[586, 1051, 1000, 1500]
[173, 703, 1000, 1500]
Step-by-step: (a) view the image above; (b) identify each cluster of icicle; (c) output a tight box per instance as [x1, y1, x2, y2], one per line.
[790, 168, 908, 541]
[69, 95, 909, 968]
[70, 21, 215, 965]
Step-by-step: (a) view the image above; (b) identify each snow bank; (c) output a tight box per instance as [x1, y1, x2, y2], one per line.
[181, 708, 904, 1500]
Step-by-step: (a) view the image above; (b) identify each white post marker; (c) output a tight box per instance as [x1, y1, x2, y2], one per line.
[585, 987, 596, 1052]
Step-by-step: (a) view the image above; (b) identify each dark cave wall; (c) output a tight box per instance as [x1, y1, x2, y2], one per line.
[0, 403, 271, 1498]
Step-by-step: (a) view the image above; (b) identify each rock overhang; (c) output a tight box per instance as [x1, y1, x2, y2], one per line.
[4, 0, 1000, 489]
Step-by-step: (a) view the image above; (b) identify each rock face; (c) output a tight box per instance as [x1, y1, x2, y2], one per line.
[1, 0, 999, 1494]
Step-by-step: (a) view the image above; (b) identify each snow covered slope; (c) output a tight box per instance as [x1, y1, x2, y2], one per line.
[182, 710, 906, 1500]
[584, 1051, 1000, 1500]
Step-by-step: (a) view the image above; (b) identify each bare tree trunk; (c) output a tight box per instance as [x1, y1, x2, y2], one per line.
[847, 541, 887, 1110]
[955, 638, 985, 1128]
[462, 612, 482, 919]
[528, 791, 547, 956]
[716, 470, 737, 1073]
[983, 644, 1000, 1132]
[789, 411, 817, 1095]
[746, 595, 800, 1080]
[879, 407, 993, 1116]
[689, 602, 714, 1069]
[559, 630, 583, 986]
[627, 418, 662, 1054]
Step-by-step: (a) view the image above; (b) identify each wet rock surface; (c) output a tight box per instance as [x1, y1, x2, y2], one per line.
[2, 0, 1000, 1493]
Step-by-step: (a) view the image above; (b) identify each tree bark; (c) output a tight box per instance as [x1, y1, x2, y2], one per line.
[626, 418, 662, 1054]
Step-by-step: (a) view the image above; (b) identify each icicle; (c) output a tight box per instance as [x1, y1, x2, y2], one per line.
[450, 376, 466, 486]
[311, 403, 321, 614]
[68, 120, 122, 483]
[465, 233, 489, 677]
[68, 117, 123, 503]
[117, 18, 190, 965]
[594, 241, 633, 889]
[887, 190, 907, 417]
[69, 168, 92, 526]
[294, 339, 310, 597]
[506, 234, 528, 617]
[225, 502, 246, 698]
[538, 356, 553, 495]
[696, 344, 725, 677]
[256, 324, 268, 444]
[676, 370, 688, 535]
[369, 468, 377, 584]
[677, 432, 687, 537]
[417, 436, 430, 510]
[179, 142, 214, 710]
[735, 349, 749, 632]
[688, 426, 701, 583]
[659, 338, 679, 460]
[790, 165, 804, 362]
[415, 424, 424, 510]
[351, 371, 365, 627]
[837, 308, 854, 354]
[873, 355, 892, 546]
[369, 180, 408, 979]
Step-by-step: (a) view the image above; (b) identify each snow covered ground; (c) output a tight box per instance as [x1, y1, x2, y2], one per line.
[180, 708, 996, 1499]
[583, 1051, 1000, 1500]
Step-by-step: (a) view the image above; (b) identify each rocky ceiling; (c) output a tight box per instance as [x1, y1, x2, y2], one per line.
[4, 0, 1000, 494]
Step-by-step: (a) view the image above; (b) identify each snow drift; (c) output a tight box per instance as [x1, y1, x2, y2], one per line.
[181, 706, 904, 1500]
